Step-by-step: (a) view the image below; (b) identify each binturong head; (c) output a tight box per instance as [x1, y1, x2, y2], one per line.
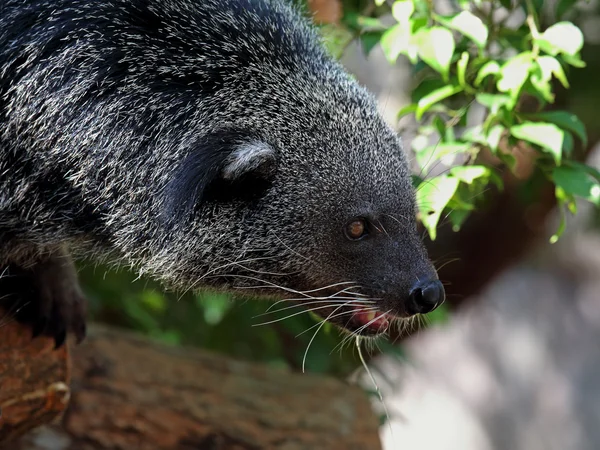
[160, 70, 445, 337]
[157, 3, 444, 338]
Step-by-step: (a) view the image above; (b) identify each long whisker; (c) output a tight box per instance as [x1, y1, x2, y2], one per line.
[177, 255, 283, 299]
[383, 213, 410, 227]
[226, 262, 295, 278]
[434, 258, 461, 272]
[238, 280, 366, 296]
[356, 335, 395, 443]
[302, 303, 347, 373]
[252, 303, 350, 327]
[268, 231, 311, 262]
[253, 299, 373, 318]
[228, 275, 367, 300]
[259, 284, 368, 312]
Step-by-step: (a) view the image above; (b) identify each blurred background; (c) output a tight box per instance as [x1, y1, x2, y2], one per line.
[76, 1, 600, 448]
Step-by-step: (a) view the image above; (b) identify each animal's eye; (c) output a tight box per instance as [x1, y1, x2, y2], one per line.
[345, 218, 368, 240]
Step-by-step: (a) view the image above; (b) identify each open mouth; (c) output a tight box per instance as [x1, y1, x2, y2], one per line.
[348, 305, 392, 335]
[306, 301, 398, 336]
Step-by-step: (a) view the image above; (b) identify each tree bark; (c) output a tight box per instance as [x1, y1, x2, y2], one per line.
[0, 316, 381, 450]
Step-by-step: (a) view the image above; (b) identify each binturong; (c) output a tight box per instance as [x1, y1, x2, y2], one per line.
[0, 0, 445, 348]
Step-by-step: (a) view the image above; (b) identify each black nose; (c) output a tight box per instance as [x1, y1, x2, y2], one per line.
[406, 279, 445, 315]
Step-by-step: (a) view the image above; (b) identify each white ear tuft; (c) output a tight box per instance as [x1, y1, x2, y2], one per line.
[222, 141, 276, 180]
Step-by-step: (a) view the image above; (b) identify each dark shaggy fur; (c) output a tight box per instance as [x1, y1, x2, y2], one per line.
[0, 0, 444, 347]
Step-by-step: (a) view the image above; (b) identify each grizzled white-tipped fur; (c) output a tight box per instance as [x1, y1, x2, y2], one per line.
[0, 0, 440, 341]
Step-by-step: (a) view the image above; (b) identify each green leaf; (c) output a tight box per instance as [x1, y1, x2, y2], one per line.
[416, 84, 463, 120]
[562, 53, 586, 68]
[510, 122, 565, 163]
[416, 142, 471, 171]
[461, 126, 486, 145]
[429, 115, 456, 143]
[455, 104, 470, 127]
[564, 161, 600, 183]
[411, 174, 424, 188]
[536, 22, 584, 57]
[497, 52, 533, 100]
[381, 13, 429, 65]
[410, 16, 429, 36]
[553, 186, 576, 228]
[391, 0, 415, 23]
[476, 93, 512, 115]
[414, 27, 455, 80]
[525, 111, 587, 146]
[449, 165, 490, 184]
[440, 11, 488, 48]
[562, 131, 574, 155]
[486, 125, 505, 152]
[462, 124, 505, 153]
[380, 24, 409, 64]
[433, 115, 446, 139]
[474, 61, 500, 86]
[457, 51, 469, 87]
[552, 165, 600, 205]
[448, 208, 471, 232]
[412, 78, 446, 103]
[447, 194, 475, 211]
[397, 103, 418, 119]
[550, 193, 568, 244]
[529, 63, 555, 103]
[416, 175, 460, 240]
[537, 56, 569, 88]
[345, 14, 387, 31]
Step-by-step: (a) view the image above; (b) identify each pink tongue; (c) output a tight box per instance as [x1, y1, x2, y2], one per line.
[352, 306, 389, 332]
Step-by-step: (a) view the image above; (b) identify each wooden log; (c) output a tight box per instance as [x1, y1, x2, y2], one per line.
[0, 315, 381, 449]
[0, 318, 71, 444]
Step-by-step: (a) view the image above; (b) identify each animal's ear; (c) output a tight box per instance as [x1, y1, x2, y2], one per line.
[221, 141, 277, 181]
[162, 131, 277, 225]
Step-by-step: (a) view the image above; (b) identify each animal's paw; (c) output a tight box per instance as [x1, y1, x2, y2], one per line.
[30, 275, 87, 348]
[0, 260, 87, 348]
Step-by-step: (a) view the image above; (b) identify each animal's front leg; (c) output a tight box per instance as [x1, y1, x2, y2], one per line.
[0, 246, 87, 348]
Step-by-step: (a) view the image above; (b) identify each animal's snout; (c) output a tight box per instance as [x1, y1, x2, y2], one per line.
[405, 278, 445, 315]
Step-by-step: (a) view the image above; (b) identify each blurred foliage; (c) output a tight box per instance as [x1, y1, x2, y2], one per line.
[81, 0, 595, 379]
[324, 0, 595, 242]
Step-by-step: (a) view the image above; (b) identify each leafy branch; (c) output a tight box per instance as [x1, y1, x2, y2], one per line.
[333, 0, 593, 241]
